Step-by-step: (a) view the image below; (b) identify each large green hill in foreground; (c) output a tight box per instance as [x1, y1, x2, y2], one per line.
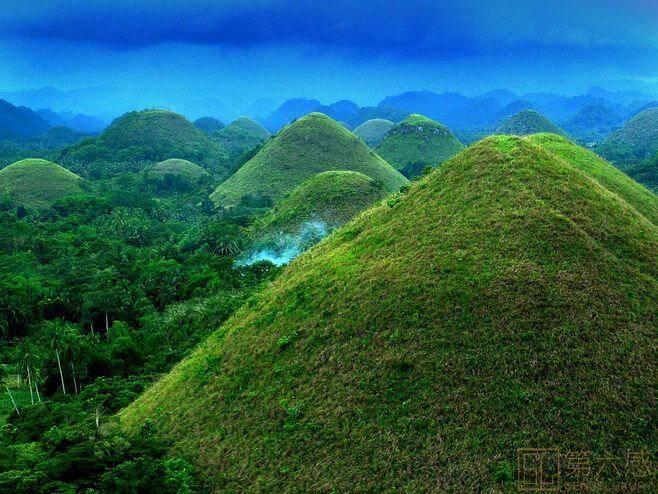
[121, 135, 657, 492]
[0, 158, 84, 209]
[375, 114, 464, 178]
[61, 109, 229, 176]
[210, 113, 408, 207]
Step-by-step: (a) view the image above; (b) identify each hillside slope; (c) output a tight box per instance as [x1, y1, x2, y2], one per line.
[122, 136, 657, 492]
[598, 107, 658, 166]
[0, 158, 84, 209]
[60, 109, 229, 176]
[210, 113, 408, 207]
[211, 117, 271, 167]
[375, 114, 464, 178]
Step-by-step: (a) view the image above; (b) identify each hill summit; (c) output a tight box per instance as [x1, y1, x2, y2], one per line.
[0, 158, 84, 209]
[60, 109, 229, 176]
[375, 114, 464, 178]
[353, 118, 394, 147]
[496, 109, 567, 137]
[211, 116, 271, 168]
[121, 135, 657, 492]
[599, 107, 658, 165]
[210, 112, 408, 207]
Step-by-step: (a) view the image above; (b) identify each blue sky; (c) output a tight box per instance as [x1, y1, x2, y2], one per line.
[0, 0, 657, 119]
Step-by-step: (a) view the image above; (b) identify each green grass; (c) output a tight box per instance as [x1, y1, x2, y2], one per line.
[353, 119, 394, 147]
[211, 117, 271, 167]
[598, 107, 658, 167]
[496, 109, 568, 137]
[146, 158, 210, 181]
[210, 113, 408, 207]
[253, 170, 389, 236]
[375, 113, 464, 178]
[0, 158, 84, 209]
[121, 135, 657, 492]
[61, 109, 229, 176]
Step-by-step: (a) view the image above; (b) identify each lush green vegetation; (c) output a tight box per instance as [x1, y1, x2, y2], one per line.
[146, 158, 210, 185]
[193, 117, 224, 134]
[0, 169, 280, 492]
[562, 104, 620, 143]
[210, 112, 408, 207]
[253, 170, 388, 236]
[121, 135, 657, 492]
[210, 117, 271, 170]
[0, 159, 84, 210]
[598, 107, 658, 167]
[496, 109, 568, 137]
[375, 114, 464, 178]
[353, 118, 394, 147]
[60, 110, 229, 178]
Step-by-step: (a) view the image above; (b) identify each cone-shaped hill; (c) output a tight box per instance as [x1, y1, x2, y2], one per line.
[0, 158, 84, 209]
[496, 109, 567, 137]
[210, 113, 408, 207]
[253, 170, 389, 236]
[598, 107, 658, 165]
[375, 114, 464, 179]
[211, 117, 271, 166]
[60, 109, 229, 176]
[353, 118, 394, 147]
[121, 136, 657, 491]
[146, 158, 210, 182]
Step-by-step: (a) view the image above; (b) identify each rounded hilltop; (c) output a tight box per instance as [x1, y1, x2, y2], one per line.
[353, 118, 394, 147]
[495, 109, 567, 137]
[375, 113, 464, 178]
[122, 135, 657, 492]
[211, 116, 271, 169]
[146, 158, 210, 182]
[598, 107, 658, 165]
[209, 112, 408, 207]
[253, 170, 389, 236]
[0, 158, 84, 209]
[60, 109, 229, 176]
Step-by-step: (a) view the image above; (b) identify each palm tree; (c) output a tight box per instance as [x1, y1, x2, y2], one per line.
[49, 321, 68, 395]
[0, 365, 20, 417]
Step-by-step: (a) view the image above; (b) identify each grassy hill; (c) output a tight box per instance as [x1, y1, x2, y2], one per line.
[60, 109, 229, 176]
[353, 119, 394, 147]
[211, 117, 271, 168]
[496, 109, 567, 137]
[121, 135, 657, 492]
[210, 113, 408, 207]
[0, 158, 84, 209]
[598, 107, 658, 167]
[253, 170, 389, 235]
[375, 114, 464, 178]
[146, 158, 210, 182]
[563, 104, 620, 143]
[193, 117, 224, 134]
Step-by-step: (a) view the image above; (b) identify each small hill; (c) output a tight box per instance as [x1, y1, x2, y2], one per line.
[60, 109, 229, 176]
[375, 114, 464, 178]
[349, 106, 410, 127]
[0, 158, 83, 209]
[212, 117, 271, 171]
[210, 113, 408, 207]
[193, 117, 224, 134]
[598, 107, 658, 166]
[353, 119, 394, 147]
[254, 170, 388, 236]
[563, 104, 621, 143]
[122, 135, 657, 492]
[496, 109, 567, 136]
[146, 158, 210, 182]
